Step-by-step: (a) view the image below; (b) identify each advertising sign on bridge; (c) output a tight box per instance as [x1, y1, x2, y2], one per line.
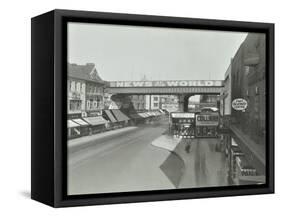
[109, 80, 223, 88]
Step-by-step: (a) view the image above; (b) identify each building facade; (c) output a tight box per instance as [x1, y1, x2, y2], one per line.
[67, 63, 108, 138]
[225, 33, 266, 181]
[231, 33, 266, 145]
[199, 95, 220, 110]
[145, 95, 161, 110]
[220, 64, 232, 116]
[160, 95, 179, 112]
[130, 95, 146, 111]
[67, 78, 86, 116]
[68, 63, 106, 117]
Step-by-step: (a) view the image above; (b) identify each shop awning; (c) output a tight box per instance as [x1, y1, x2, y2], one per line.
[83, 116, 108, 126]
[138, 113, 148, 118]
[68, 120, 80, 128]
[111, 110, 130, 122]
[153, 111, 161, 116]
[72, 118, 89, 126]
[129, 113, 143, 119]
[143, 112, 151, 117]
[104, 110, 117, 123]
[147, 112, 155, 116]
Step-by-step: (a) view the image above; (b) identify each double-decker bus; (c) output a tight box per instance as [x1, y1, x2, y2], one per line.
[169, 112, 195, 138]
[195, 111, 220, 138]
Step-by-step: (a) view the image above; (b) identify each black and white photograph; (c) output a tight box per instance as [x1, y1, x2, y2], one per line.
[67, 22, 267, 195]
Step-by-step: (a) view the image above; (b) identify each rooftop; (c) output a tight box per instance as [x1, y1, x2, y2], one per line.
[68, 63, 106, 84]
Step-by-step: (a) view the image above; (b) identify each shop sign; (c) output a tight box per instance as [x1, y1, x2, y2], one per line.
[87, 111, 101, 117]
[109, 80, 223, 88]
[232, 98, 248, 111]
[68, 113, 82, 119]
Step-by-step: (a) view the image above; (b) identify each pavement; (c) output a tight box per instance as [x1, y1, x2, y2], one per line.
[151, 134, 181, 151]
[151, 135, 184, 187]
[68, 126, 138, 154]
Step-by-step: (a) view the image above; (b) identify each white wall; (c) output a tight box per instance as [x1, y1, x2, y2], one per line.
[0, 0, 279, 216]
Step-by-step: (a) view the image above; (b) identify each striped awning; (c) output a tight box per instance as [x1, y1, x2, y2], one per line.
[138, 113, 149, 118]
[111, 110, 130, 122]
[104, 110, 117, 123]
[83, 116, 108, 126]
[129, 113, 143, 119]
[68, 120, 80, 128]
[72, 118, 89, 126]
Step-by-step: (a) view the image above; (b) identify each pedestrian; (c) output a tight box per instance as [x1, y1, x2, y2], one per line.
[185, 140, 191, 153]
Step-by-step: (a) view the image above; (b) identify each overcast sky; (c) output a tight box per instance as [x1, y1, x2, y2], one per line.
[68, 22, 247, 81]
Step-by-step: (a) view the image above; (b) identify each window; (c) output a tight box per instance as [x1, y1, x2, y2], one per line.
[245, 66, 250, 75]
[76, 82, 80, 92]
[71, 81, 75, 92]
[154, 96, 158, 101]
[69, 100, 81, 111]
[154, 103, 158, 107]
[87, 101, 91, 110]
[81, 83, 86, 92]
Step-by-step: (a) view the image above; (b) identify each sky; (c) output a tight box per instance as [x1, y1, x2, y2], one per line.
[68, 22, 247, 81]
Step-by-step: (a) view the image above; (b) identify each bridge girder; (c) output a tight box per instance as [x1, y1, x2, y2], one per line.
[106, 86, 223, 95]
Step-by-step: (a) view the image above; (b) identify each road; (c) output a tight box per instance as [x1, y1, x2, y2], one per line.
[68, 118, 230, 195]
[68, 118, 175, 195]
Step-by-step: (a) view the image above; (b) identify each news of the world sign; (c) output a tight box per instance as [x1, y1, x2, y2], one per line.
[109, 80, 223, 88]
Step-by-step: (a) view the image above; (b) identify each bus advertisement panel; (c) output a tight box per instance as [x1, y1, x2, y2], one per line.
[195, 112, 219, 138]
[170, 112, 195, 138]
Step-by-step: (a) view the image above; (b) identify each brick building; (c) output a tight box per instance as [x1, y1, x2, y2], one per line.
[226, 33, 266, 181]
[231, 33, 266, 145]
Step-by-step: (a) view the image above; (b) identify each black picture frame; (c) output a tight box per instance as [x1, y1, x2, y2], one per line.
[31, 9, 274, 207]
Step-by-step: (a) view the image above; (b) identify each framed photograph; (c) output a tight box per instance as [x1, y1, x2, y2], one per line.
[31, 9, 274, 207]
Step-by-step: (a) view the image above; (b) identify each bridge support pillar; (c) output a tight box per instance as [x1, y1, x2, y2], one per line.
[178, 94, 194, 112]
[178, 95, 185, 112]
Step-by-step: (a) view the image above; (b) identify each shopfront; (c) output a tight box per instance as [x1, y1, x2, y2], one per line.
[103, 110, 119, 130]
[83, 116, 108, 134]
[67, 120, 81, 139]
[111, 109, 130, 127]
[128, 112, 144, 125]
[227, 137, 265, 185]
[72, 118, 89, 136]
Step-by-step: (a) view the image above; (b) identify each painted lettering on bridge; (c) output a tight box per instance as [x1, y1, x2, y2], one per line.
[109, 80, 223, 88]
